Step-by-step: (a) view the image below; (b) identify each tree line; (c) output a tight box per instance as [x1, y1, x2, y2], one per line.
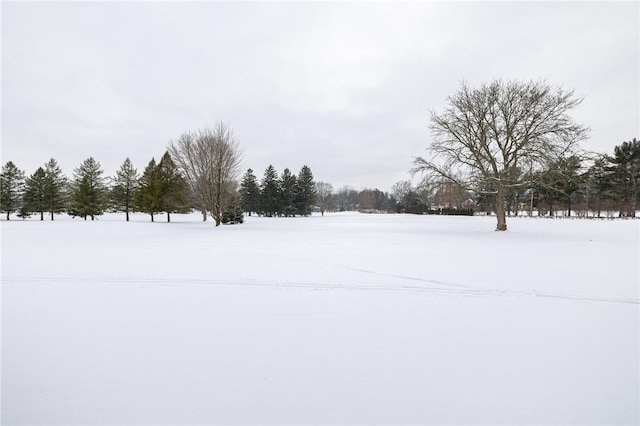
[403, 138, 640, 220]
[0, 123, 327, 224]
[239, 165, 317, 218]
[0, 154, 194, 223]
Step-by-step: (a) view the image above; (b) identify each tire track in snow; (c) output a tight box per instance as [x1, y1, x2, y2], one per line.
[3, 276, 638, 305]
[2, 276, 493, 297]
[316, 263, 640, 305]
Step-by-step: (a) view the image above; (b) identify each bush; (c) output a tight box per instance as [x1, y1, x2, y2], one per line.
[426, 208, 474, 216]
[222, 207, 244, 225]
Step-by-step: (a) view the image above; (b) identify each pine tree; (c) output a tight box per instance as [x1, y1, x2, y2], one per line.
[44, 158, 67, 220]
[239, 169, 260, 216]
[69, 157, 108, 220]
[0, 161, 26, 220]
[295, 165, 316, 216]
[586, 156, 615, 218]
[260, 165, 280, 217]
[158, 152, 190, 222]
[609, 138, 640, 217]
[135, 158, 162, 222]
[279, 168, 297, 217]
[111, 158, 139, 221]
[23, 167, 47, 220]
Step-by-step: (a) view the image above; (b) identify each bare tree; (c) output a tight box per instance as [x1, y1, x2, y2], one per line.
[168, 122, 243, 226]
[391, 180, 412, 211]
[413, 79, 588, 230]
[415, 176, 438, 210]
[315, 181, 333, 216]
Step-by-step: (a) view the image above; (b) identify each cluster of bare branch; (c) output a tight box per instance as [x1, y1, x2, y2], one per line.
[168, 122, 243, 226]
[413, 79, 589, 230]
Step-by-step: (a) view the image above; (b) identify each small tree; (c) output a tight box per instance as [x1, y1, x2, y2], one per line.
[110, 158, 139, 221]
[69, 157, 108, 220]
[239, 168, 260, 216]
[280, 168, 297, 217]
[0, 161, 25, 220]
[157, 151, 190, 222]
[44, 158, 67, 220]
[23, 167, 47, 220]
[295, 165, 316, 216]
[135, 158, 162, 222]
[391, 180, 413, 213]
[315, 181, 333, 216]
[260, 165, 280, 217]
[167, 122, 244, 226]
[413, 79, 589, 230]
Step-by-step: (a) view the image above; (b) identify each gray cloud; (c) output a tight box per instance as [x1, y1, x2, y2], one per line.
[2, 1, 638, 191]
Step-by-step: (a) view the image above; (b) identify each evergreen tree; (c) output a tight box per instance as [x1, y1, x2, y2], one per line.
[111, 158, 139, 221]
[44, 158, 67, 220]
[222, 206, 245, 224]
[0, 161, 25, 220]
[609, 138, 640, 217]
[69, 157, 108, 220]
[158, 151, 190, 222]
[279, 168, 297, 217]
[295, 165, 316, 216]
[553, 155, 583, 217]
[135, 158, 162, 222]
[239, 168, 260, 216]
[533, 164, 563, 217]
[260, 165, 280, 217]
[585, 156, 615, 218]
[23, 167, 47, 220]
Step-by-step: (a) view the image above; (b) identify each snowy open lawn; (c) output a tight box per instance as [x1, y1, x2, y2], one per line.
[2, 212, 639, 425]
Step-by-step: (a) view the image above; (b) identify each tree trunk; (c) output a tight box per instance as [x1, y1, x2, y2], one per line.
[41, 211, 44, 221]
[6, 211, 9, 220]
[495, 188, 507, 231]
[167, 212, 171, 223]
[151, 213, 154, 223]
[125, 209, 129, 222]
[50, 211, 54, 221]
[201, 208, 207, 221]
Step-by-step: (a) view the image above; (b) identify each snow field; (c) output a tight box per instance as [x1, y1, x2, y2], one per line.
[2, 212, 639, 425]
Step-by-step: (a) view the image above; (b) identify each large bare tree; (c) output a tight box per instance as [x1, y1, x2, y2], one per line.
[168, 122, 243, 226]
[413, 79, 588, 230]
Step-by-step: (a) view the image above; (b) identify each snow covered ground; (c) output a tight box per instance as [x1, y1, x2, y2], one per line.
[2, 212, 638, 425]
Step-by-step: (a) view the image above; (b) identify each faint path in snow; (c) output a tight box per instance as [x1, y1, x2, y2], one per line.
[306, 260, 640, 305]
[3, 275, 639, 305]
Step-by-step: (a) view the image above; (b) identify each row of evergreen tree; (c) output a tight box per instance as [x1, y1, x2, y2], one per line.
[0, 154, 184, 222]
[239, 165, 316, 217]
[0, 155, 319, 223]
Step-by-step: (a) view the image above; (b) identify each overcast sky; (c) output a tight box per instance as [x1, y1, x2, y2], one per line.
[2, 1, 638, 191]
